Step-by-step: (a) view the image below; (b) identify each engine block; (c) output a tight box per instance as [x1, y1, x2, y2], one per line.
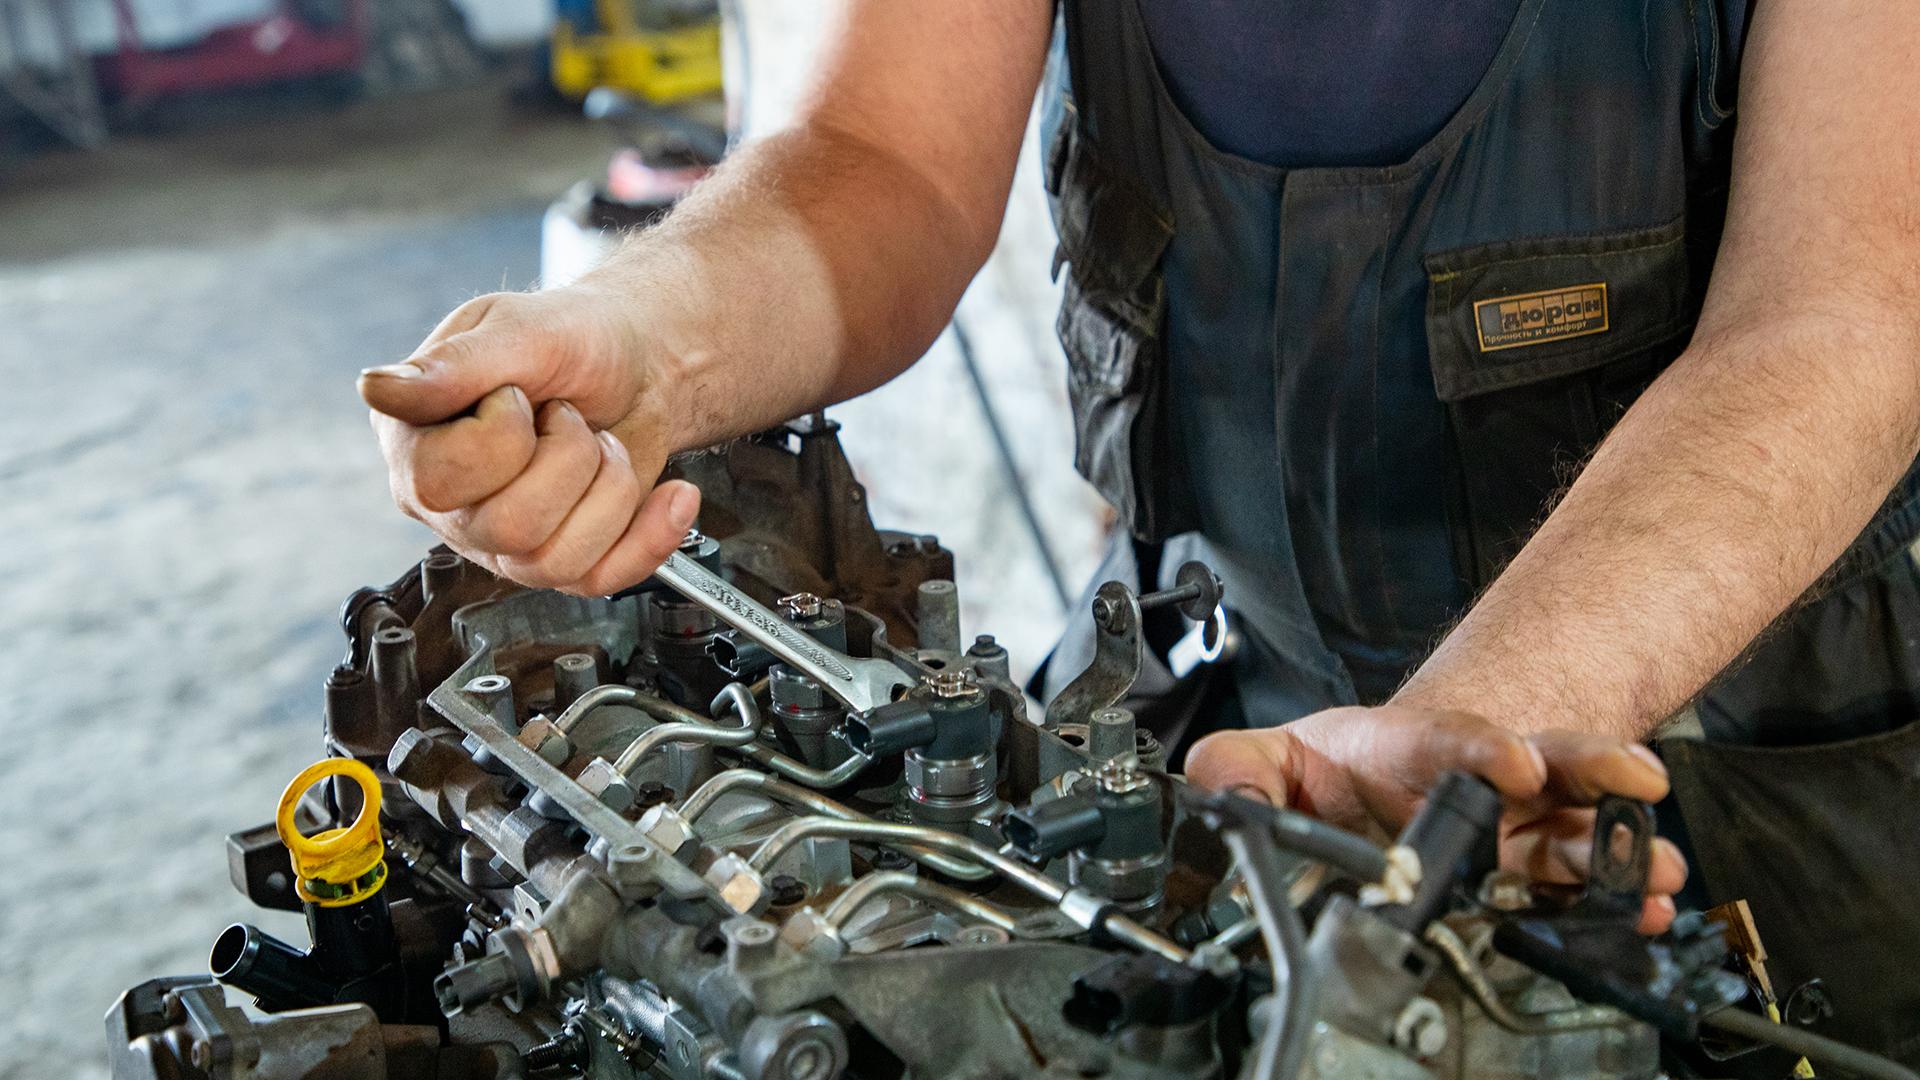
[109, 418, 1727, 1080]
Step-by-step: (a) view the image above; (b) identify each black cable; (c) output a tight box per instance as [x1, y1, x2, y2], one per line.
[1264, 801, 1389, 885]
[1703, 1007, 1920, 1080]
[1181, 781, 1389, 885]
[950, 318, 1074, 610]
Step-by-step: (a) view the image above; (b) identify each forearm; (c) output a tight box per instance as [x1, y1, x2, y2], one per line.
[1396, 317, 1920, 738]
[575, 122, 998, 455]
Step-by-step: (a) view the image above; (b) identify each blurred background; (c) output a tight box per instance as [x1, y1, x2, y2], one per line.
[0, 3, 1105, 1073]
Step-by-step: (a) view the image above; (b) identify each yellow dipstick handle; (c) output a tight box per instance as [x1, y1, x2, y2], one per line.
[276, 758, 388, 908]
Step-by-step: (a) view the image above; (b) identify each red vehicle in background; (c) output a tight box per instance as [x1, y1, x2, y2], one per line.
[96, 0, 476, 112]
[99, 0, 365, 107]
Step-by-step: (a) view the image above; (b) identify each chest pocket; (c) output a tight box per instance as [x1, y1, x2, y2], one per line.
[1047, 115, 1183, 541]
[1424, 216, 1697, 586]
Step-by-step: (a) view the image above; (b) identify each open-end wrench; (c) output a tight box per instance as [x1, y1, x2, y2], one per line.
[650, 550, 914, 715]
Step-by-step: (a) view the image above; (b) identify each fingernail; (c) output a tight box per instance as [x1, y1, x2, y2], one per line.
[1525, 742, 1549, 785]
[558, 399, 582, 422]
[509, 386, 533, 422]
[1627, 743, 1666, 776]
[597, 430, 630, 464]
[361, 362, 424, 379]
[668, 484, 699, 530]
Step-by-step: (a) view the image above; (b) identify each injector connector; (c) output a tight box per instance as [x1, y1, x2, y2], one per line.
[1007, 759, 1168, 909]
[843, 698, 937, 756]
[845, 669, 1002, 830]
[1004, 795, 1108, 860]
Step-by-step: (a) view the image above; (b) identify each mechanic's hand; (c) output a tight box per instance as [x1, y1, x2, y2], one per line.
[1184, 707, 1686, 934]
[359, 287, 700, 595]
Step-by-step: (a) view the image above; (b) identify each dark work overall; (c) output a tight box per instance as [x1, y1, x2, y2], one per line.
[1038, 0, 1920, 1060]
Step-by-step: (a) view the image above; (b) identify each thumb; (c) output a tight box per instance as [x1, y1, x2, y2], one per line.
[1185, 728, 1305, 809]
[360, 297, 551, 426]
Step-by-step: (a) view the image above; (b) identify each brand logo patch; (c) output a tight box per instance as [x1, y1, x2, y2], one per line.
[1473, 283, 1609, 352]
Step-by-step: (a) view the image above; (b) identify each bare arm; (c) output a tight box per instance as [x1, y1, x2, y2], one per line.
[1187, 0, 1920, 927]
[574, 0, 1055, 447]
[357, 0, 1052, 594]
[1395, 0, 1920, 737]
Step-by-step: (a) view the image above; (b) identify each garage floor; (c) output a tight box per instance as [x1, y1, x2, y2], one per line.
[0, 77, 1101, 1076]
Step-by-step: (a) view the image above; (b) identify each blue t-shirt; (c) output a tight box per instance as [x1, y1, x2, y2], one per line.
[1138, 0, 1750, 169]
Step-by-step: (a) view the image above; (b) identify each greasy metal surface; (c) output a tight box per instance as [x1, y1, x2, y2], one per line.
[429, 591, 724, 908]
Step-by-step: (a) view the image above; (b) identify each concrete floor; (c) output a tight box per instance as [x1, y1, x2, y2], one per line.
[0, 76, 1102, 1076]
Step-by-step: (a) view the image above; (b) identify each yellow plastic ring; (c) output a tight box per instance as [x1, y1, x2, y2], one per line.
[276, 758, 388, 908]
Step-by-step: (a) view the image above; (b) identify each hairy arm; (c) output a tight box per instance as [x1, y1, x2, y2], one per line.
[577, 0, 1054, 451]
[357, 0, 1050, 594]
[1395, 0, 1920, 736]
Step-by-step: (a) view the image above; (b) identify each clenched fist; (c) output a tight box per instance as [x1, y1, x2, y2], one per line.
[360, 286, 702, 595]
[1185, 706, 1688, 933]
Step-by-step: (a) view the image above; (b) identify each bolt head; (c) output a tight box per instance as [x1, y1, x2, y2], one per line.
[1480, 869, 1533, 912]
[1090, 595, 1119, 630]
[769, 875, 808, 907]
[925, 668, 979, 700]
[954, 925, 1010, 946]
[1091, 757, 1152, 795]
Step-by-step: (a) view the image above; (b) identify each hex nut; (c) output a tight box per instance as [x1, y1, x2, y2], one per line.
[575, 758, 636, 813]
[703, 852, 770, 915]
[776, 908, 848, 962]
[516, 716, 573, 765]
[638, 805, 700, 863]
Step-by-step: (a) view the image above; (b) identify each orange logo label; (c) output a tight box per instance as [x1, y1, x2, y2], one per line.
[1473, 283, 1609, 352]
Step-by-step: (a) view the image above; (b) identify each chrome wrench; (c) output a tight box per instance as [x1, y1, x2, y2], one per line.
[650, 551, 914, 714]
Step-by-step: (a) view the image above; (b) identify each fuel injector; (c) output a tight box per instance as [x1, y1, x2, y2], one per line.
[1005, 757, 1168, 910]
[764, 594, 853, 771]
[846, 668, 1001, 831]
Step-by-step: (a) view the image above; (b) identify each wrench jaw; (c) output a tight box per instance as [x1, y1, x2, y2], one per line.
[843, 663, 916, 717]
[646, 550, 917, 718]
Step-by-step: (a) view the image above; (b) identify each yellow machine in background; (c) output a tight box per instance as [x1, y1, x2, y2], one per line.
[549, 0, 722, 104]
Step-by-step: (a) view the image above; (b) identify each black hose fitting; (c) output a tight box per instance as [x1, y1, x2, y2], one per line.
[1380, 770, 1502, 932]
[209, 924, 337, 1012]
